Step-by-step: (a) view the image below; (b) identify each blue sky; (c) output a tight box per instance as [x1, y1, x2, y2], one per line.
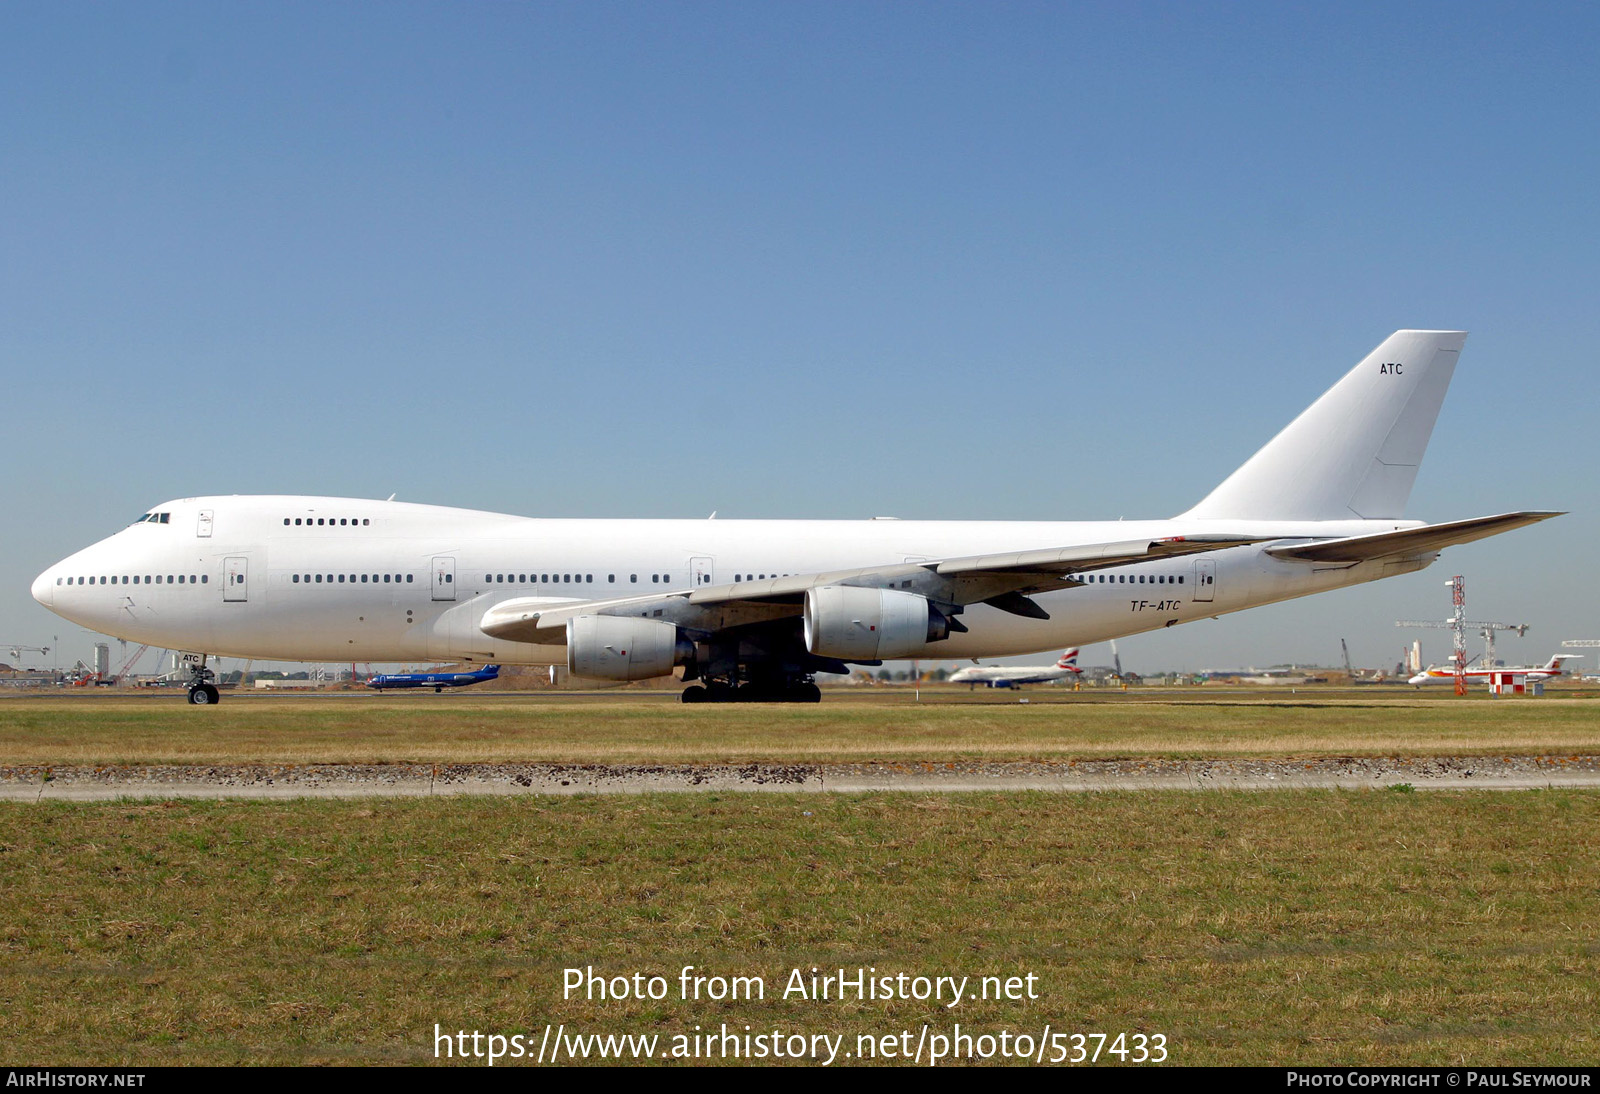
[2, 2, 1594, 674]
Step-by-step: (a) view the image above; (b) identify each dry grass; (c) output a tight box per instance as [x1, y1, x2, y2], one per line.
[1, 791, 1597, 1065]
[0, 690, 1597, 766]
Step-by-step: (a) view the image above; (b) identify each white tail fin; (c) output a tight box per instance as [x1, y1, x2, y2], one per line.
[1182, 330, 1465, 521]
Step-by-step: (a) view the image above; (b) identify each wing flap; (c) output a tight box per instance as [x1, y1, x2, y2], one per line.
[1264, 511, 1562, 563]
[934, 534, 1258, 576]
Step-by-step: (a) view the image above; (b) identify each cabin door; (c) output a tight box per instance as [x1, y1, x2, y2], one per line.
[224, 557, 248, 602]
[432, 556, 457, 602]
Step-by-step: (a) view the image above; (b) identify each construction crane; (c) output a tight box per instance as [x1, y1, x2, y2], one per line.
[1340, 638, 1355, 680]
[5, 644, 50, 667]
[113, 643, 151, 683]
[1562, 641, 1599, 678]
[1397, 577, 1530, 694]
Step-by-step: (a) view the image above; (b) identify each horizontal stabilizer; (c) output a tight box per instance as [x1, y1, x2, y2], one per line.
[1264, 511, 1562, 563]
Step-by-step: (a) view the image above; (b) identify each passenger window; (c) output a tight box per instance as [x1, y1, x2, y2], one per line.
[651, 575, 659, 583]
[663, 575, 670, 583]
[608, 574, 615, 583]
[315, 575, 323, 583]
[363, 519, 370, 526]
[586, 574, 593, 583]
[202, 575, 208, 583]
[630, 574, 637, 583]
[406, 575, 413, 583]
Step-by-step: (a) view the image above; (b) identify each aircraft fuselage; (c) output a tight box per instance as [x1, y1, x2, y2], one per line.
[33, 495, 1430, 666]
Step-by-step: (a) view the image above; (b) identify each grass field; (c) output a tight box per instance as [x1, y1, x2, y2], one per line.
[3, 691, 1597, 1067]
[1, 689, 1598, 766]
[2, 790, 1597, 1065]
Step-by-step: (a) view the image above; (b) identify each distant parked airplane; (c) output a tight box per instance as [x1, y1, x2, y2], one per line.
[948, 649, 1082, 689]
[367, 664, 500, 692]
[1408, 655, 1576, 687]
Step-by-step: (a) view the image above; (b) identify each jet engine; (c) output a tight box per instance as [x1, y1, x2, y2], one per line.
[802, 585, 952, 661]
[567, 615, 690, 681]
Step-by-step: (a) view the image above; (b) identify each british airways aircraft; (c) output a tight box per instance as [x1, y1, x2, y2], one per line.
[948, 649, 1082, 689]
[31, 331, 1558, 705]
[367, 663, 500, 692]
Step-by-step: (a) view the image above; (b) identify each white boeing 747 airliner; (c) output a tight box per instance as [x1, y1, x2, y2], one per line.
[32, 331, 1559, 704]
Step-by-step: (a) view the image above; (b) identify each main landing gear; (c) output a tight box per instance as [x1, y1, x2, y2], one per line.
[185, 655, 220, 705]
[681, 676, 822, 704]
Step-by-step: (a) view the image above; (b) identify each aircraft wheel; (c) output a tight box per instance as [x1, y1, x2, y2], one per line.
[705, 683, 735, 703]
[681, 685, 707, 704]
[188, 684, 219, 705]
[799, 682, 821, 703]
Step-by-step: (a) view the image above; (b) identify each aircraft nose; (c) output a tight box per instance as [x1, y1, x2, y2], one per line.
[31, 569, 53, 608]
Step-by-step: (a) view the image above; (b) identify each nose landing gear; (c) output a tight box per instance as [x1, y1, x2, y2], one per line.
[184, 654, 220, 705]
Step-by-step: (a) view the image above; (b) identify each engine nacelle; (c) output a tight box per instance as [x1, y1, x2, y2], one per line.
[803, 585, 950, 661]
[567, 615, 688, 681]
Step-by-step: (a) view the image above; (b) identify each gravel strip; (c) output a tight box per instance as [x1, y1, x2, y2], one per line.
[2, 755, 1599, 800]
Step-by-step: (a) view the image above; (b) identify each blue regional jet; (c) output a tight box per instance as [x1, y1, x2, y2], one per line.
[367, 664, 500, 692]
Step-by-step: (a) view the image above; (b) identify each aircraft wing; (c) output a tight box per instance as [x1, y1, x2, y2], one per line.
[479, 532, 1263, 644]
[1263, 511, 1562, 564]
